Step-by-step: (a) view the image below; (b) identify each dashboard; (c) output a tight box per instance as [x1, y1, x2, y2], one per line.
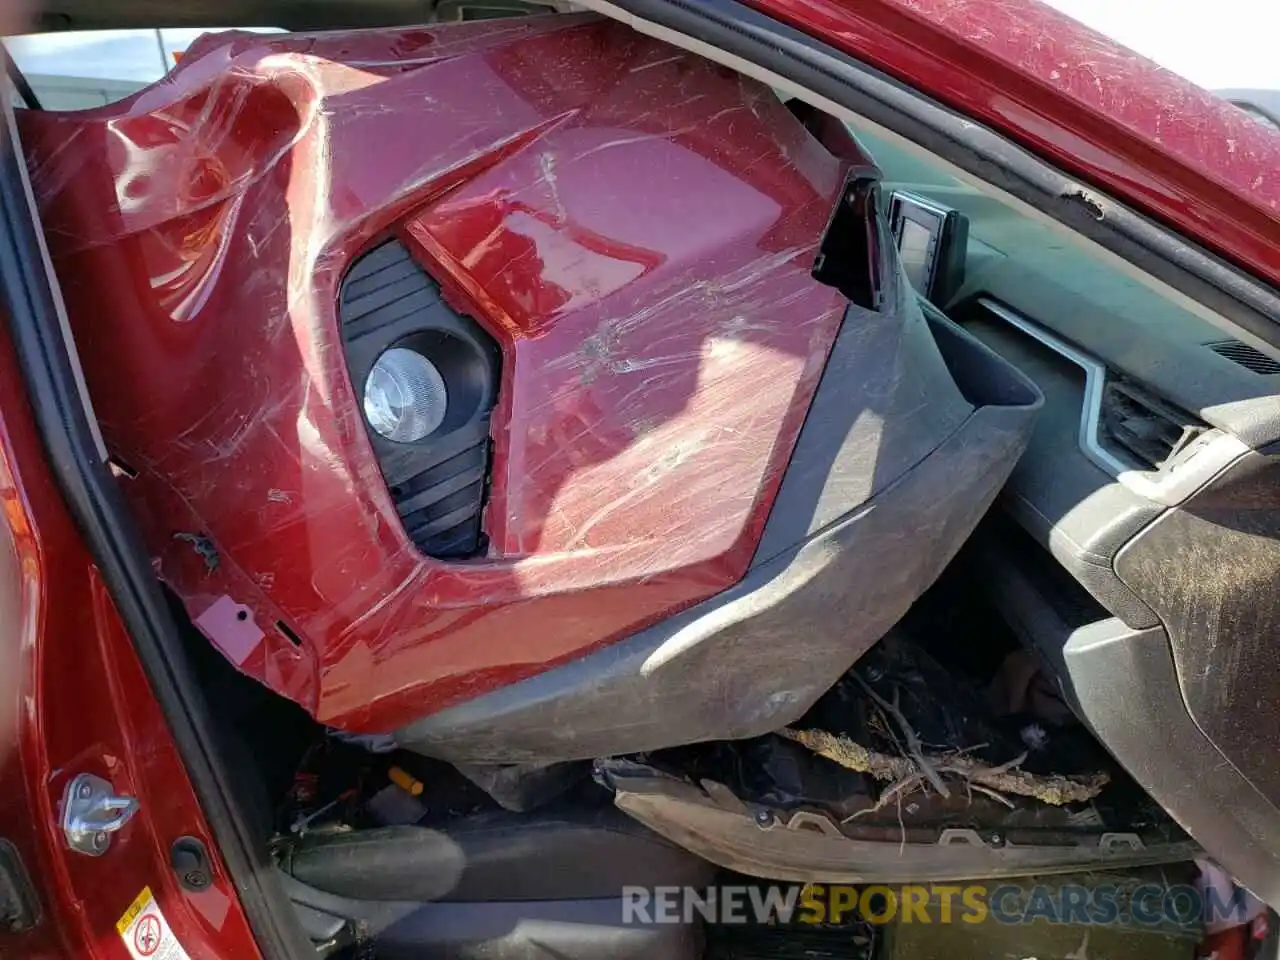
[865, 142, 1280, 896]
[880, 167, 1280, 894]
[874, 178, 1280, 632]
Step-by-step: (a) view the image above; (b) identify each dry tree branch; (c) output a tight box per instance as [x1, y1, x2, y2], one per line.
[852, 676, 951, 798]
[779, 727, 1108, 806]
[842, 773, 925, 822]
[968, 783, 1016, 809]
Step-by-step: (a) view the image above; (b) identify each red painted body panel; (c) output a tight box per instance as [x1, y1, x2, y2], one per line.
[18, 18, 853, 732]
[744, 0, 1280, 287]
[0, 315, 261, 958]
[4, 4, 1277, 956]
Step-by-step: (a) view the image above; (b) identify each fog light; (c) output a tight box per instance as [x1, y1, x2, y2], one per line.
[364, 348, 448, 443]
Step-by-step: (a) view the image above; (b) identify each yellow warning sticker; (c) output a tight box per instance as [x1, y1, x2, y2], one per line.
[116, 887, 193, 960]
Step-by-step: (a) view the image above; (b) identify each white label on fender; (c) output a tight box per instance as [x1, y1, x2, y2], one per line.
[117, 887, 192, 960]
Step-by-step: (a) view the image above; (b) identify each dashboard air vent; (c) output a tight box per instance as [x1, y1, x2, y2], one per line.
[1100, 380, 1205, 471]
[1206, 339, 1280, 376]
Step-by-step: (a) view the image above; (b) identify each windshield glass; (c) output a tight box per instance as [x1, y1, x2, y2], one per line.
[5, 28, 284, 108]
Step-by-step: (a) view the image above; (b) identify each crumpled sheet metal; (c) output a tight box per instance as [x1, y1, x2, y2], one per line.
[18, 16, 859, 730]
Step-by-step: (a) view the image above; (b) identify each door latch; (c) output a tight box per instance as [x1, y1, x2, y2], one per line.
[61, 774, 139, 856]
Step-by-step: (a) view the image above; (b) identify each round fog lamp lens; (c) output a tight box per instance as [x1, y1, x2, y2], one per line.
[364, 348, 448, 443]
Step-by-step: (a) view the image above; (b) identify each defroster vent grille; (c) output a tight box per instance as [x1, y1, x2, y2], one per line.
[1206, 339, 1280, 376]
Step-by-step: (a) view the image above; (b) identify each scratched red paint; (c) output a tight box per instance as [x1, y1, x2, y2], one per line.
[744, 0, 1280, 286]
[18, 17, 855, 731]
[0, 312, 262, 959]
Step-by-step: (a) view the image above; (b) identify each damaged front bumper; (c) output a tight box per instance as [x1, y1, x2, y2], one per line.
[598, 760, 1202, 883]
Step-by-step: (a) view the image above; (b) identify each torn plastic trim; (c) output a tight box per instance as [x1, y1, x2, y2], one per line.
[810, 167, 886, 310]
[576, 0, 1280, 353]
[599, 761, 1203, 884]
[0, 101, 312, 957]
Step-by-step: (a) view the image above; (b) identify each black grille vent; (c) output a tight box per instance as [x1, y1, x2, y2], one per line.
[340, 240, 500, 559]
[1100, 380, 1205, 471]
[1206, 339, 1280, 375]
[382, 423, 492, 559]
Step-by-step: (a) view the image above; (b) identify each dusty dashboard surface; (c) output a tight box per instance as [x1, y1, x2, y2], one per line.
[852, 118, 1280, 902]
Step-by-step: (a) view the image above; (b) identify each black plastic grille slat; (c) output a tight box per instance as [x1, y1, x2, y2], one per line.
[416, 524, 478, 559]
[345, 237, 409, 271]
[344, 255, 421, 295]
[341, 243, 445, 329]
[417, 523, 482, 560]
[396, 460, 487, 517]
[1206, 338, 1280, 375]
[378, 421, 490, 488]
[403, 498, 485, 543]
[343, 287, 442, 340]
[343, 277, 435, 323]
[341, 241, 416, 293]
[1100, 381, 1202, 470]
[339, 239, 498, 559]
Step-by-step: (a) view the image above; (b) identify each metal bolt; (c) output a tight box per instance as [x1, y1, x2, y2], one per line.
[93, 831, 109, 851]
[184, 870, 209, 890]
[78, 782, 93, 800]
[755, 809, 772, 826]
[171, 836, 214, 892]
[989, 833, 1002, 846]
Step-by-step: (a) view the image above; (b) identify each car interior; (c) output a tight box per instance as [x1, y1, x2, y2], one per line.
[6, 9, 1280, 960]
[201, 85, 1275, 957]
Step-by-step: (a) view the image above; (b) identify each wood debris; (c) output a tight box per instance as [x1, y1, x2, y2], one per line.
[779, 726, 1109, 806]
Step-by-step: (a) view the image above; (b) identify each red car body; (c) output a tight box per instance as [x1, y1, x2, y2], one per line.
[17, 17, 856, 732]
[0, 1, 1276, 957]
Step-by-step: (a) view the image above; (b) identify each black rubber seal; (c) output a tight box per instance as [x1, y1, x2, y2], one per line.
[0, 112, 311, 956]
[593, 0, 1280, 345]
[1, 48, 39, 111]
